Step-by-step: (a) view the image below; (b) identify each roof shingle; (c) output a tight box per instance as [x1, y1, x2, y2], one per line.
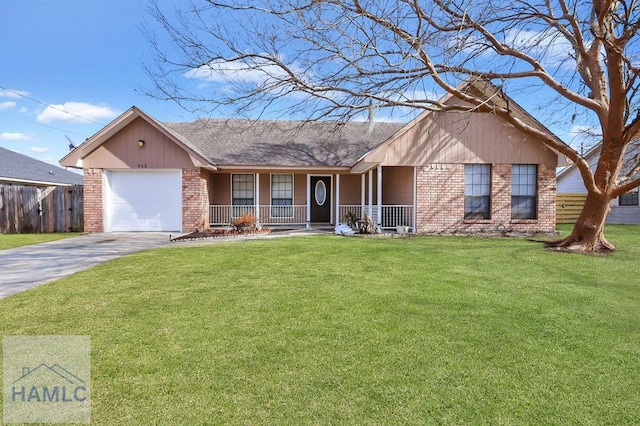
[163, 119, 404, 167]
[0, 146, 83, 186]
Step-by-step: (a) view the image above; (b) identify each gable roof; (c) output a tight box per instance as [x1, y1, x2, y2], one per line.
[59, 107, 214, 170]
[164, 119, 404, 168]
[0, 147, 83, 186]
[60, 106, 404, 170]
[60, 81, 565, 171]
[353, 79, 569, 171]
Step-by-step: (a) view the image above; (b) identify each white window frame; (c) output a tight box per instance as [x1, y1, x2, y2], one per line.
[464, 164, 491, 220]
[511, 164, 538, 220]
[270, 173, 294, 218]
[231, 173, 255, 218]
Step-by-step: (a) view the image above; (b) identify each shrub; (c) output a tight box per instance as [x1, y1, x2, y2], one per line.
[233, 213, 256, 228]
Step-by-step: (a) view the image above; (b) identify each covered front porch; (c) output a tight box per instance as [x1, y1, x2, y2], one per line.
[207, 167, 416, 230]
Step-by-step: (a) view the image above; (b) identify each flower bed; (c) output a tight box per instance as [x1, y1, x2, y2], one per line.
[170, 227, 294, 242]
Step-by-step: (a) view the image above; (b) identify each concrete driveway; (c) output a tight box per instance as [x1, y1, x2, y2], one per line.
[0, 233, 173, 299]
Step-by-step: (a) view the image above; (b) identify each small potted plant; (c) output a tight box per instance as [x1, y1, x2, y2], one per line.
[233, 212, 256, 232]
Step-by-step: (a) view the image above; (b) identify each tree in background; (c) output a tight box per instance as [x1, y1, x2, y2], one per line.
[146, 0, 640, 253]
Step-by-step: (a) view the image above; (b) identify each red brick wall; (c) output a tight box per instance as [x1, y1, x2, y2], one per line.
[182, 168, 210, 231]
[83, 168, 104, 233]
[415, 163, 556, 233]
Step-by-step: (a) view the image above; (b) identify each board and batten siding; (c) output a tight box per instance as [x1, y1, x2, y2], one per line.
[381, 166, 414, 205]
[338, 173, 361, 205]
[82, 117, 195, 169]
[365, 111, 557, 167]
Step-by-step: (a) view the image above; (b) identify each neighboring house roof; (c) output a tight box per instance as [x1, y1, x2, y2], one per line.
[556, 143, 600, 180]
[557, 138, 640, 181]
[163, 119, 404, 167]
[0, 146, 83, 186]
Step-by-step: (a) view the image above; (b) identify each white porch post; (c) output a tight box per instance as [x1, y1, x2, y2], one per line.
[306, 174, 311, 228]
[336, 174, 341, 224]
[368, 169, 373, 217]
[377, 166, 382, 226]
[255, 173, 260, 223]
[361, 174, 365, 217]
[413, 166, 417, 232]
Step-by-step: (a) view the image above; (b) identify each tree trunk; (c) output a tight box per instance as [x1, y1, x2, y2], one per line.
[549, 191, 615, 253]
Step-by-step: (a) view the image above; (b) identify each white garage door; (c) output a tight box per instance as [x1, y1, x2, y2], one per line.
[106, 170, 182, 232]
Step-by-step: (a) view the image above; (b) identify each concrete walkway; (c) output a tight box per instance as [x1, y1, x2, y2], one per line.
[0, 233, 173, 299]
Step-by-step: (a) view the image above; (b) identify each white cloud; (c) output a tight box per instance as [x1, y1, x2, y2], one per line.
[568, 125, 601, 151]
[30, 146, 50, 154]
[0, 88, 28, 99]
[18, 106, 28, 113]
[0, 101, 16, 111]
[37, 102, 120, 124]
[0, 132, 30, 140]
[503, 28, 576, 69]
[453, 28, 577, 71]
[185, 57, 305, 85]
[569, 125, 601, 139]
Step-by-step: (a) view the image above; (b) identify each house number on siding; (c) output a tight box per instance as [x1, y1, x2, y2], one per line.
[137, 164, 148, 168]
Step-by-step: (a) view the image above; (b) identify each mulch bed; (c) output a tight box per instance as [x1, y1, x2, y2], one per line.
[170, 227, 295, 242]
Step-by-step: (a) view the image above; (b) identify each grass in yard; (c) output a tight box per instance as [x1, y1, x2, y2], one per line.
[1, 226, 639, 424]
[0, 232, 81, 250]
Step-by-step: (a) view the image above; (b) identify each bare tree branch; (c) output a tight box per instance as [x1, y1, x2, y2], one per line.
[143, 0, 640, 250]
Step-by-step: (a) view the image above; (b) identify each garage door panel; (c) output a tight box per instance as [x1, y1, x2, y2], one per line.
[106, 171, 182, 232]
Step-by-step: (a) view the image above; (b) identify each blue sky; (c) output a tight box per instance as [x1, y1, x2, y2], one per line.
[0, 1, 193, 167]
[0, 1, 591, 169]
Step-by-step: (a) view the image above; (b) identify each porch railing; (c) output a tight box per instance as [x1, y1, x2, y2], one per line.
[210, 205, 307, 226]
[258, 205, 307, 225]
[338, 205, 363, 223]
[381, 205, 414, 229]
[210, 204, 414, 228]
[338, 204, 414, 229]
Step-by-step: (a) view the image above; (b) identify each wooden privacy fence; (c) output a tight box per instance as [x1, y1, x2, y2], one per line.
[556, 193, 587, 224]
[0, 185, 83, 233]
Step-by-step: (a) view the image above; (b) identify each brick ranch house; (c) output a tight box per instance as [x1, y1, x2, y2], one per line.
[60, 83, 565, 234]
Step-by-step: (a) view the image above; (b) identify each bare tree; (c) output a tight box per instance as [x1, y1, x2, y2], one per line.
[145, 0, 640, 253]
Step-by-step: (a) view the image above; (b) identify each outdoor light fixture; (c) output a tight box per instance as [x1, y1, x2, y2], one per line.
[138, 139, 145, 147]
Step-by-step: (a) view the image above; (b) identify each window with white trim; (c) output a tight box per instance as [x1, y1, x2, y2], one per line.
[271, 174, 293, 217]
[511, 164, 537, 219]
[232, 174, 255, 217]
[464, 164, 491, 219]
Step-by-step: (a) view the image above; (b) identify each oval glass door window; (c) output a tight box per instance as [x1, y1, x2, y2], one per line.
[315, 180, 327, 206]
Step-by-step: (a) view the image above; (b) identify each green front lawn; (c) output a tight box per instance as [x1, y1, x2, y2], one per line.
[0, 232, 81, 250]
[1, 226, 639, 424]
